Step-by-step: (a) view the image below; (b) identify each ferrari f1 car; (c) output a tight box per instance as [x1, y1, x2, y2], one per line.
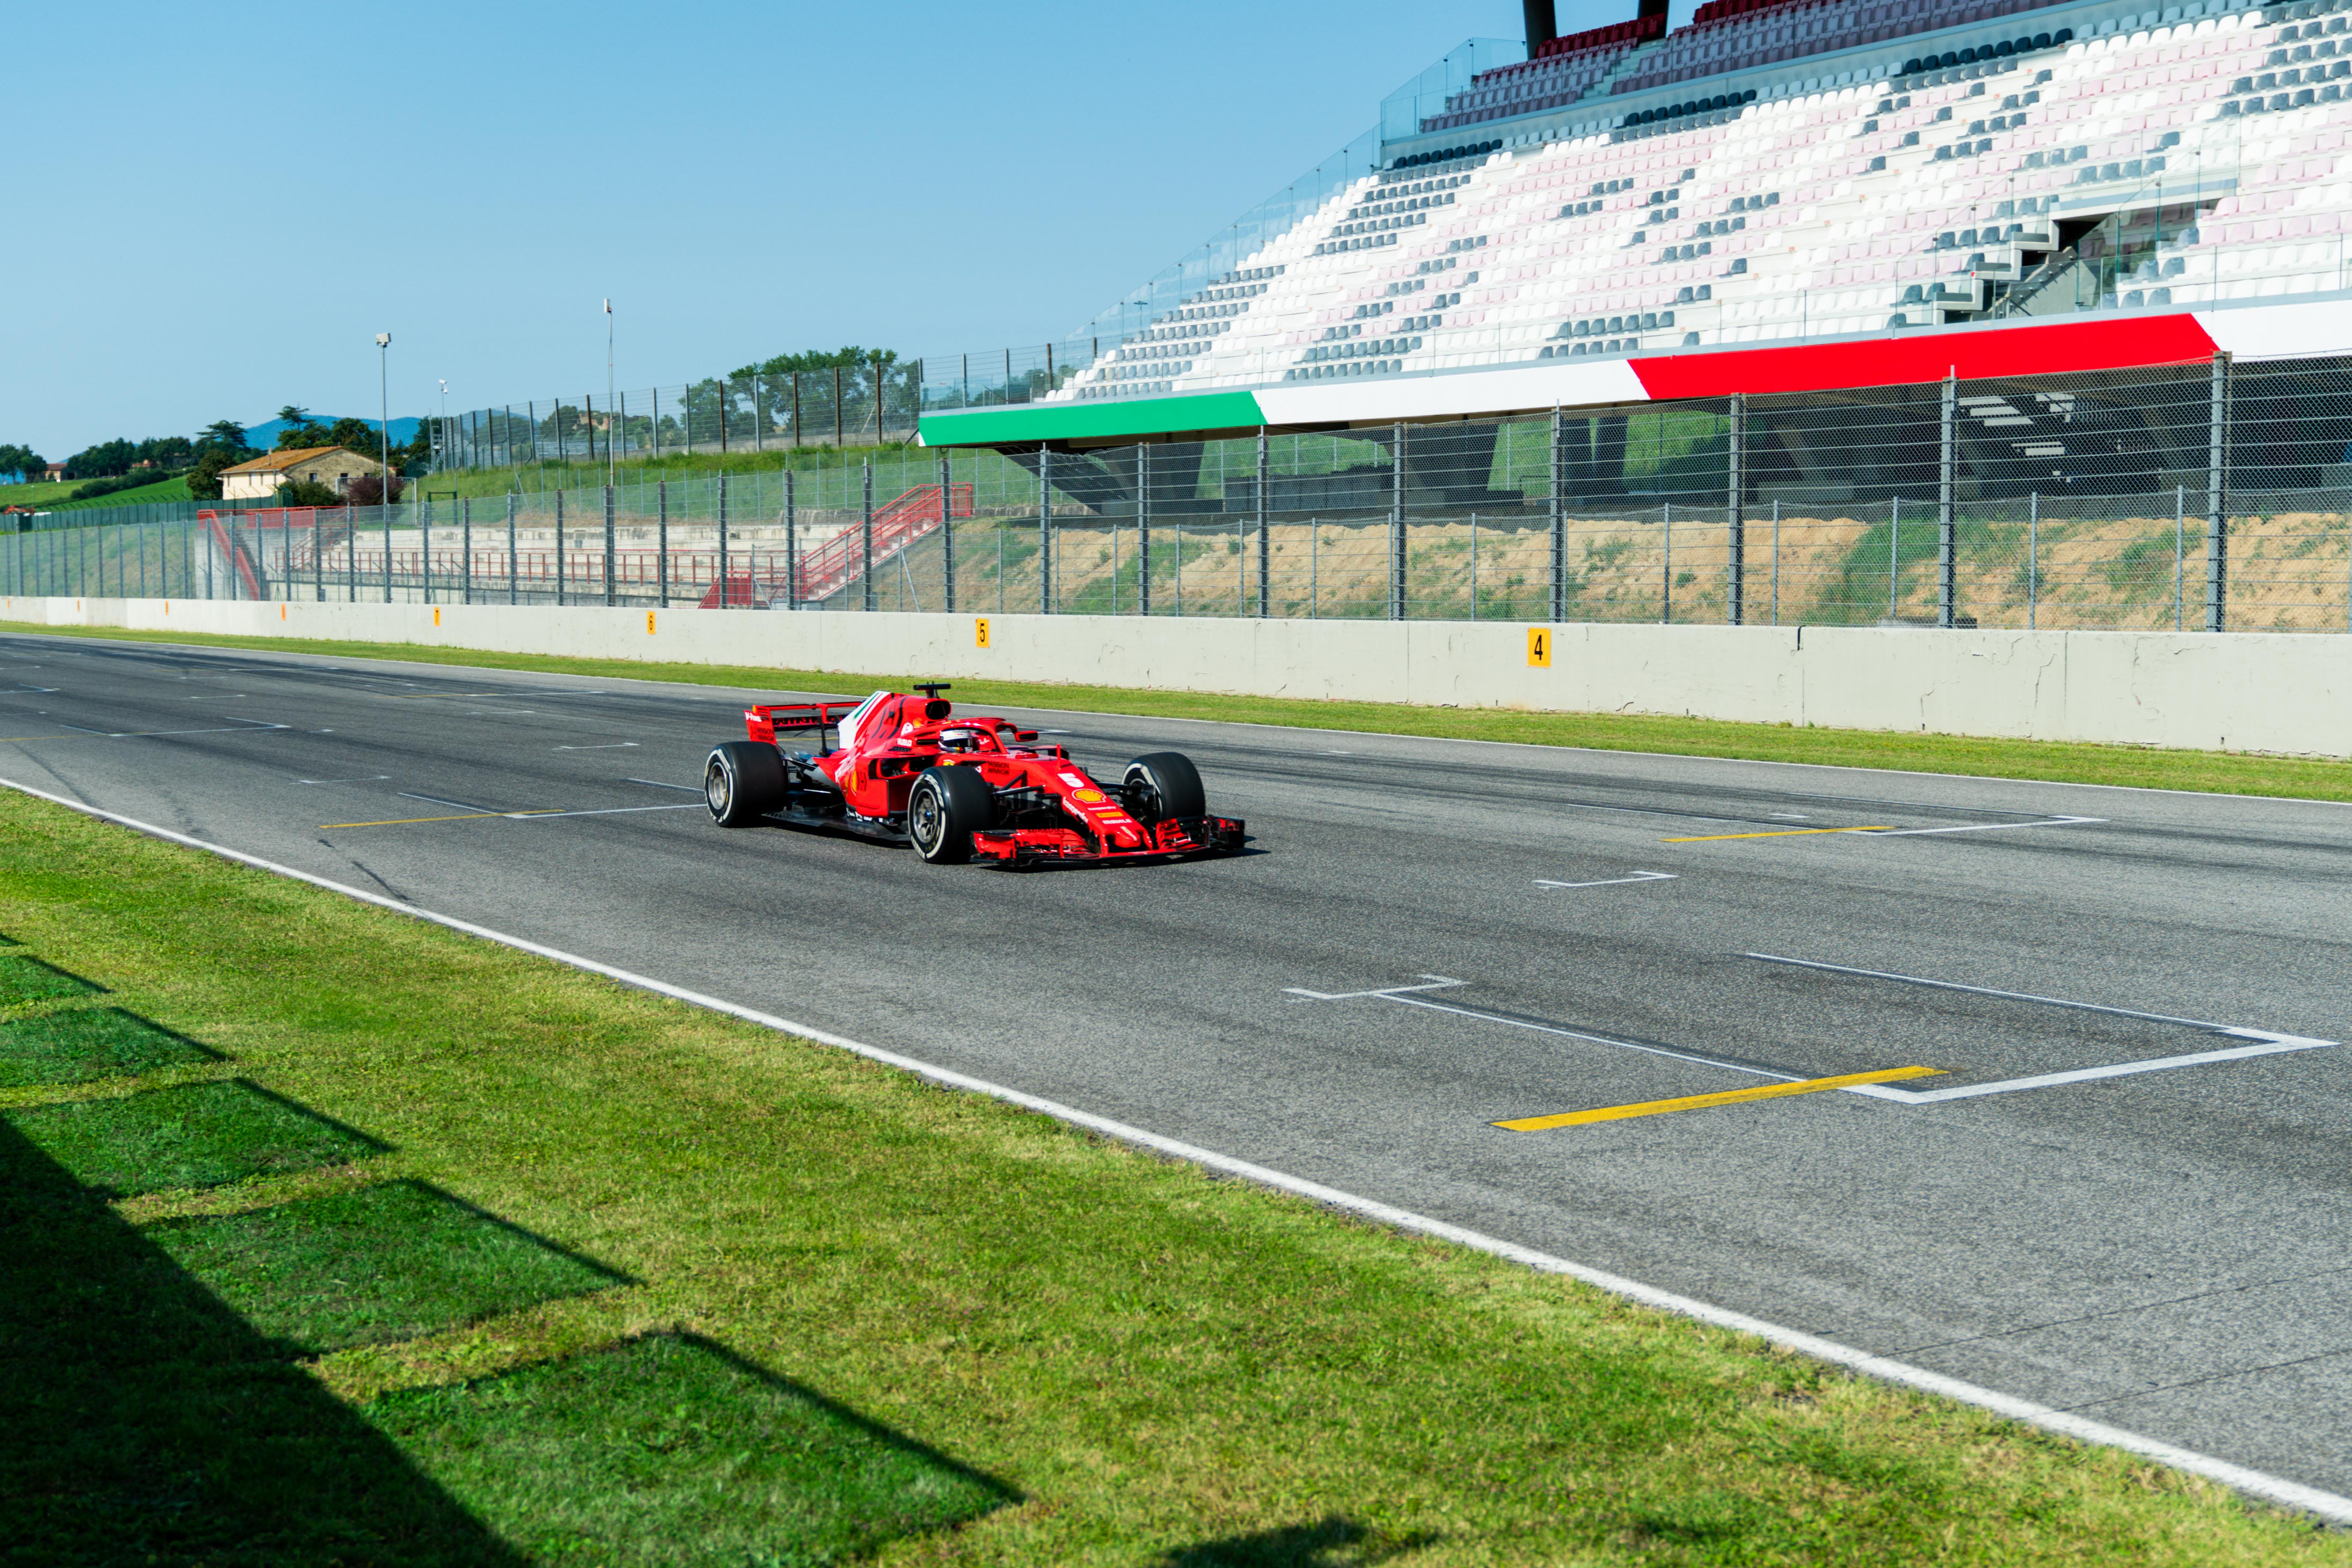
[703, 684, 1245, 867]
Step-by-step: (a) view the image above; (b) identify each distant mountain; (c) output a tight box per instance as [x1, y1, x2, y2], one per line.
[243, 416, 422, 450]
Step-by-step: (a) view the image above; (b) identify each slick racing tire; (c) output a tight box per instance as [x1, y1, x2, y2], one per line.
[909, 764, 994, 865]
[1122, 751, 1205, 824]
[705, 742, 787, 827]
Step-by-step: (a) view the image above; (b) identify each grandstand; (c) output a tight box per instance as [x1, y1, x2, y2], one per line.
[926, 0, 2352, 448]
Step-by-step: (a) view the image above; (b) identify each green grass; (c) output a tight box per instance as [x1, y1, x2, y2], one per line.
[369, 1333, 1014, 1564]
[0, 1006, 217, 1086]
[4, 1078, 381, 1195]
[146, 1178, 626, 1353]
[1, 477, 83, 508]
[2, 784, 2351, 1561]
[0, 951, 101, 1004]
[420, 440, 941, 502]
[47, 474, 192, 510]
[10, 618, 2352, 802]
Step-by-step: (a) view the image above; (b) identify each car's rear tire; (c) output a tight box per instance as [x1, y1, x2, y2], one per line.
[909, 765, 994, 864]
[706, 742, 786, 827]
[1123, 751, 1205, 823]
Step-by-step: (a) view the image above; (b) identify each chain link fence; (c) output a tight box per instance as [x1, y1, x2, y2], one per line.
[16, 353, 2352, 632]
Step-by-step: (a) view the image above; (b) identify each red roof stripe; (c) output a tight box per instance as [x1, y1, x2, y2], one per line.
[1631, 316, 2220, 400]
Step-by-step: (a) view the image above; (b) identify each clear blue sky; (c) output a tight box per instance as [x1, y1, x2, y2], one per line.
[8, 0, 1685, 458]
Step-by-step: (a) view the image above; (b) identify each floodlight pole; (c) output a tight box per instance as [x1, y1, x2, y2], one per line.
[375, 332, 391, 505]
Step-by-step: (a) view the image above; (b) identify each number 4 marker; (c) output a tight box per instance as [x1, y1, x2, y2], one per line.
[1527, 626, 1551, 667]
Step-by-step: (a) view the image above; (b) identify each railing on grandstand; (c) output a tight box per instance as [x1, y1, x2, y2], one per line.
[22, 357, 2352, 634]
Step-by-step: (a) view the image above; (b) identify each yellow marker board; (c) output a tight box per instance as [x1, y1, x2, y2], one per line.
[976, 616, 991, 648]
[1527, 627, 1551, 667]
[647, 610, 657, 635]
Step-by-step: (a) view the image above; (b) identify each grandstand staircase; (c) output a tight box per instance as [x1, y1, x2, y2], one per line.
[779, 482, 973, 607]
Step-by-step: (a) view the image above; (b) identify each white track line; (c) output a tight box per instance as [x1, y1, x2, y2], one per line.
[1846, 1038, 2336, 1102]
[1869, 815, 2106, 836]
[2, 772, 2348, 1527]
[1535, 872, 1678, 889]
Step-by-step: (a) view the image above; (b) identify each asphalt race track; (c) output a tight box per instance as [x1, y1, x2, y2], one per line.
[6, 630, 2350, 1497]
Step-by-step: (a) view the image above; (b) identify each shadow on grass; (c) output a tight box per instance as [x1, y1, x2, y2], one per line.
[0, 953, 102, 1005]
[372, 1332, 1020, 1565]
[5, 1077, 387, 1195]
[0, 1005, 226, 1087]
[1156, 1515, 1437, 1567]
[0, 1117, 528, 1565]
[145, 1178, 636, 1354]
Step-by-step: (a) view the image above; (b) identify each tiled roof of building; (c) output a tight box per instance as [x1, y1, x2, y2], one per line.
[217, 445, 366, 475]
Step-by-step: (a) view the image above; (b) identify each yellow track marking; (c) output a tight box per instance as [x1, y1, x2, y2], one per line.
[1494, 1065, 1944, 1131]
[1663, 824, 1894, 843]
[320, 809, 560, 829]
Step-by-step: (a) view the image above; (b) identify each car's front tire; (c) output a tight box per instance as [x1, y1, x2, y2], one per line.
[908, 765, 994, 864]
[1122, 751, 1205, 823]
[706, 742, 786, 827]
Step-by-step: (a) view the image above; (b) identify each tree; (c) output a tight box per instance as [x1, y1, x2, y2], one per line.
[346, 473, 403, 506]
[187, 445, 244, 501]
[0, 443, 42, 480]
[197, 420, 250, 456]
[275, 478, 343, 507]
[63, 439, 138, 479]
[276, 405, 311, 428]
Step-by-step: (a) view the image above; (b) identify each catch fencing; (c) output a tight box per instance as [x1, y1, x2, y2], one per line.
[17, 353, 2352, 633]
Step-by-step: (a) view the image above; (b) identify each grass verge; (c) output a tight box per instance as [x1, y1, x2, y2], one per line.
[8, 618, 2352, 801]
[0, 781, 2348, 1561]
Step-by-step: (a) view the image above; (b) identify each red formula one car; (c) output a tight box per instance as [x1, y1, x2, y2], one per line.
[703, 684, 1246, 867]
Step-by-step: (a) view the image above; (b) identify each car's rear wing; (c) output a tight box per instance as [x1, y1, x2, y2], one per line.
[744, 701, 862, 747]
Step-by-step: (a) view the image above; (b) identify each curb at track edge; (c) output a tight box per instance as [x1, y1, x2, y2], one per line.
[2, 770, 2346, 1529]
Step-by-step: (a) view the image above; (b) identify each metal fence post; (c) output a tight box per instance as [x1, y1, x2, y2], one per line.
[1389, 422, 1406, 620]
[1255, 426, 1270, 617]
[717, 473, 730, 607]
[421, 498, 433, 604]
[939, 450, 955, 614]
[1662, 502, 1673, 624]
[1138, 443, 1152, 616]
[658, 480, 671, 608]
[1889, 496, 1900, 618]
[382, 499, 393, 604]
[555, 491, 566, 607]
[780, 473, 793, 609]
[2173, 484, 2184, 632]
[1549, 406, 1566, 624]
[1771, 500, 1781, 625]
[1727, 394, 1746, 626]
[2207, 352, 2230, 632]
[603, 484, 617, 607]
[1938, 371, 1957, 629]
[459, 499, 470, 605]
[2032, 492, 2041, 630]
[507, 495, 518, 605]
[344, 505, 355, 602]
[1038, 449, 1054, 613]
[861, 462, 876, 613]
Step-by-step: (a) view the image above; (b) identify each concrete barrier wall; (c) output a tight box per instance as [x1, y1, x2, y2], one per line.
[10, 594, 2348, 758]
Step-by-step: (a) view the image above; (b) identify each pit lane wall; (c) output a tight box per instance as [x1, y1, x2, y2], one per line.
[11, 596, 2350, 759]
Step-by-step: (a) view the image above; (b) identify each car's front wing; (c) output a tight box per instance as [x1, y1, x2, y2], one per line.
[970, 815, 1245, 867]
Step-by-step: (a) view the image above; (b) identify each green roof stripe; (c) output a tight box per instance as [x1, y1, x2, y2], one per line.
[919, 390, 1267, 447]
